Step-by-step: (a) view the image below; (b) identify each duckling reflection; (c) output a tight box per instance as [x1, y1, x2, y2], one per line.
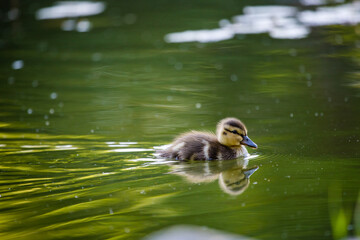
[170, 158, 259, 196]
[219, 165, 258, 195]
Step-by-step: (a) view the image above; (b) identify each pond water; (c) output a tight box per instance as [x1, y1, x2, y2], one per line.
[1, 0, 360, 239]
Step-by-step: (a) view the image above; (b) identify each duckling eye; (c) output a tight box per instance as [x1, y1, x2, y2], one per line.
[225, 128, 240, 135]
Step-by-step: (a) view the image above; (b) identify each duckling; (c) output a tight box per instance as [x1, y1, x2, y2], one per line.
[158, 117, 257, 160]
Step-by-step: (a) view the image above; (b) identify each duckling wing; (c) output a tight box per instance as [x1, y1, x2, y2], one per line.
[159, 131, 227, 160]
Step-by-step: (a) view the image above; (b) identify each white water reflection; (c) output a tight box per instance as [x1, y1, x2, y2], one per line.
[76, 19, 92, 32]
[300, 0, 344, 6]
[6, 140, 154, 155]
[269, 24, 310, 39]
[36, 1, 105, 20]
[109, 148, 154, 153]
[55, 145, 78, 150]
[298, 3, 360, 26]
[165, 28, 234, 43]
[36, 1, 105, 32]
[165, 2, 360, 42]
[107, 144, 130, 147]
[21, 145, 49, 149]
[106, 142, 138, 148]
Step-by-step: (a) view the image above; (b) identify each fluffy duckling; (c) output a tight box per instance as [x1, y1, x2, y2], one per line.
[158, 117, 257, 160]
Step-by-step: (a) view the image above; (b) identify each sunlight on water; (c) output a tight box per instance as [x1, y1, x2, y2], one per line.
[35, 1, 106, 32]
[36, 1, 106, 20]
[109, 148, 154, 152]
[165, 2, 360, 42]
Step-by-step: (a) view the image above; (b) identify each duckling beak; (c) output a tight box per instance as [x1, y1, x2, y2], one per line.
[241, 136, 257, 149]
[243, 166, 259, 178]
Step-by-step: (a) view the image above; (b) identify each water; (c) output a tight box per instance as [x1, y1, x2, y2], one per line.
[1, 1, 360, 239]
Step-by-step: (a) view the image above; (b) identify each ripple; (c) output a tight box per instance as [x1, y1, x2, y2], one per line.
[0, 136, 261, 239]
[107, 144, 130, 147]
[55, 145, 78, 150]
[21, 145, 50, 148]
[108, 148, 154, 153]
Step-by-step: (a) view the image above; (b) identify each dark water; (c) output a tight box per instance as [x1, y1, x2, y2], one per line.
[1, 1, 360, 239]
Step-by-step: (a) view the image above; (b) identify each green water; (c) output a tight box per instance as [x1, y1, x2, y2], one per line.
[1, 1, 360, 239]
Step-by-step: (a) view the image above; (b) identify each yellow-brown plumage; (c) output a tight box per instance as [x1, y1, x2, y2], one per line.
[158, 117, 257, 160]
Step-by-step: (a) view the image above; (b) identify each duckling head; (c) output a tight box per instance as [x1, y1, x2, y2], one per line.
[216, 117, 257, 149]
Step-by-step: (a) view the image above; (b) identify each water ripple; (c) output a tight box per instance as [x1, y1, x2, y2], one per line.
[0, 135, 263, 239]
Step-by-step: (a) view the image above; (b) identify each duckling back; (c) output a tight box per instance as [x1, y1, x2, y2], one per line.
[158, 131, 244, 160]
